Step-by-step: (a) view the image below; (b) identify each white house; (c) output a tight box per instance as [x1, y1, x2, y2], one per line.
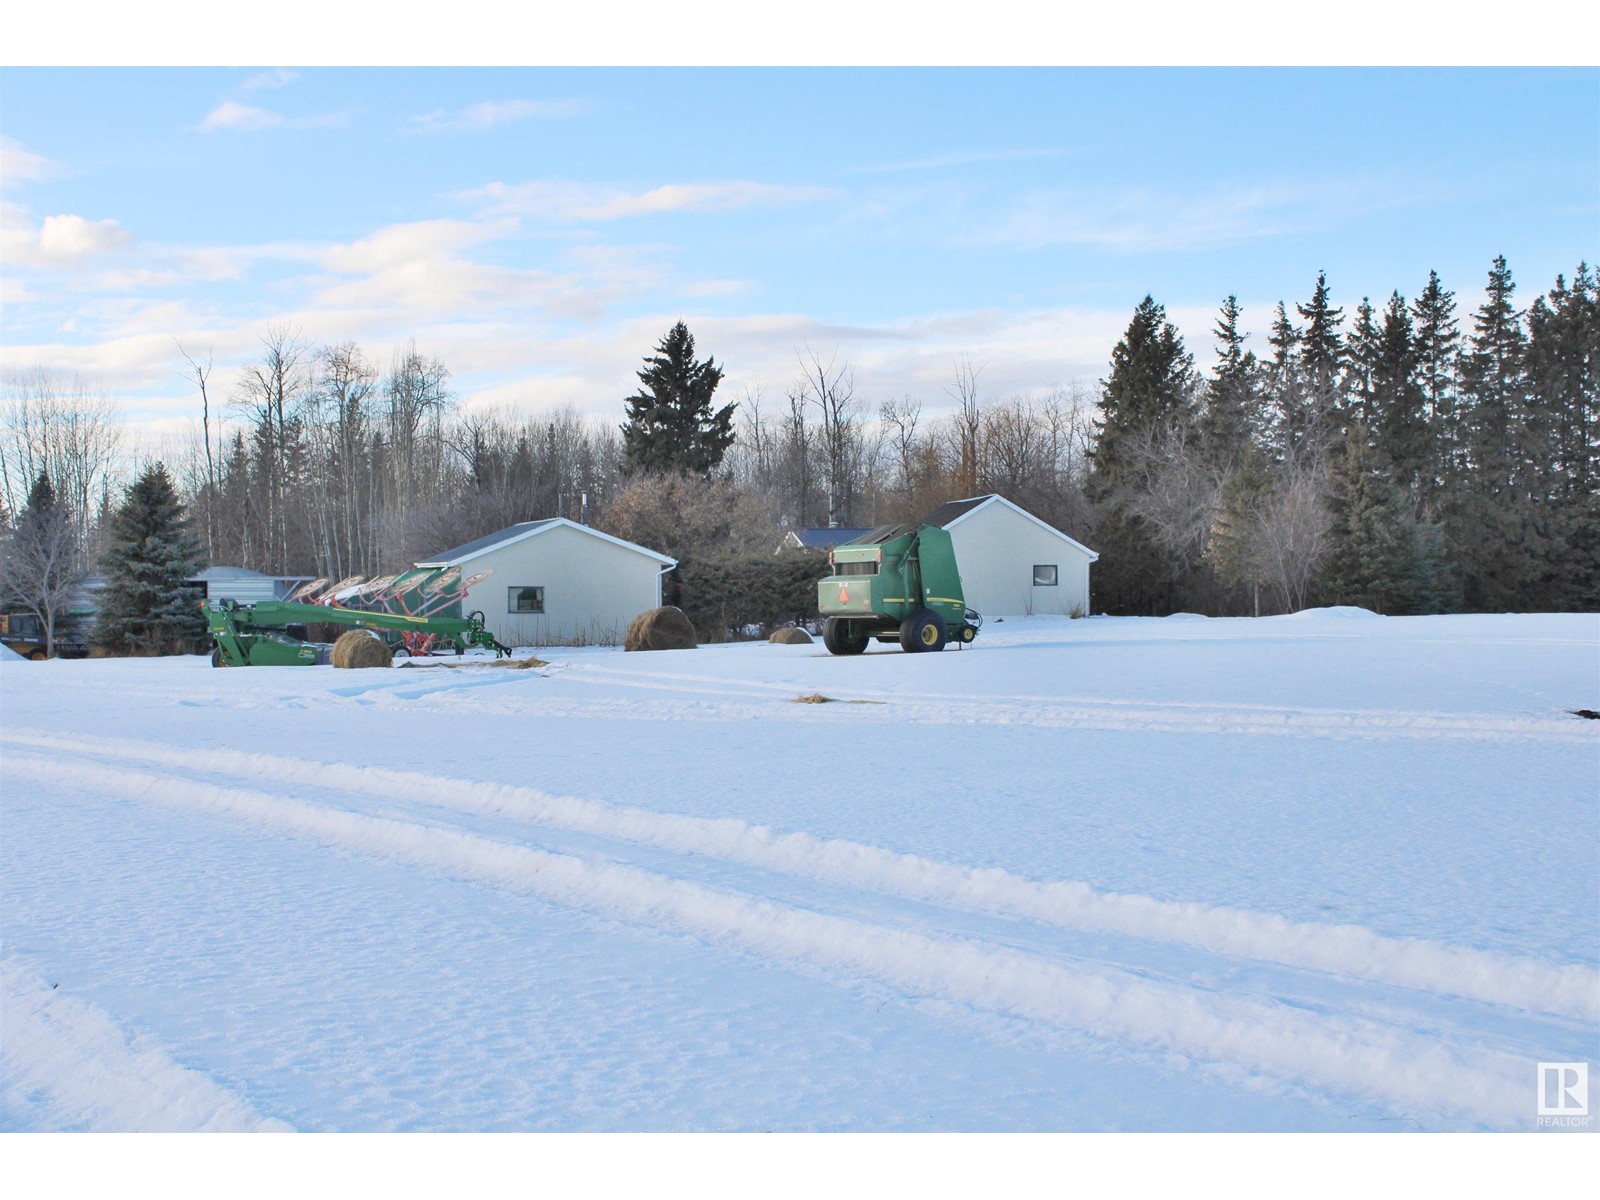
[922, 494, 1098, 618]
[416, 519, 676, 648]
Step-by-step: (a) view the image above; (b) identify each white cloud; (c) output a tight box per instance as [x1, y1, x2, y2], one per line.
[404, 98, 591, 134]
[199, 101, 280, 132]
[197, 101, 348, 133]
[314, 218, 658, 319]
[322, 218, 513, 275]
[980, 178, 1413, 254]
[2, 208, 134, 268]
[460, 179, 838, 222]
[240, 68, 300, 90]
[0, 136, 61, 187]
[39, 214, 133, 259]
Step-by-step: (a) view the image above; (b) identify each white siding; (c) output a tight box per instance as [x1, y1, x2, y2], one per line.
[945, 503, 1094, 617]
[459, 524, 665, 647]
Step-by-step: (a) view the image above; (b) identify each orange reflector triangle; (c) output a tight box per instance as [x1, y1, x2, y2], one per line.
[838, 585, 849, 602]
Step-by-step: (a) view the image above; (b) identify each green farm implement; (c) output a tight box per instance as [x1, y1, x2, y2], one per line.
[817, 522, 980, 654]
[205, 597, 509, 667]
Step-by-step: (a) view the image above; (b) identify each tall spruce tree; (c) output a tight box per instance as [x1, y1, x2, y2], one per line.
[1370, 291, 1431, 503]
[1089, 296, 1198, 613]
[1204, 444, 1273, 615]
[1411, 271, 1462, 508]
[1454, 255, 1541, 609]
[1344, 297, 1380, 432]
[1526, 263, 1600, 607]
[1090, 296, 1197, 494]
[1322, 423, 1428, 615]
[1295, 271, 1346, 444]
[1264, 301, 1305, 457]
[93, 463, 208, 655]
[1201, 294, 1261, 466]
[620, 322, 735, 476]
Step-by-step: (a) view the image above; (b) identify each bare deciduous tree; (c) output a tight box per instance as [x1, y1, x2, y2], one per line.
[0, 472, 85, 656]
[175, 341, 218, 560]
[0, 368, 124, 553]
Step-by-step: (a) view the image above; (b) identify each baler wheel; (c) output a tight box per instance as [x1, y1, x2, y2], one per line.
[823, 617, 867, 656]
[899, 609, 947, 653]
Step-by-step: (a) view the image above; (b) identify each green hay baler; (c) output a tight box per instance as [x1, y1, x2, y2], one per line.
[817, 523, 980, 654]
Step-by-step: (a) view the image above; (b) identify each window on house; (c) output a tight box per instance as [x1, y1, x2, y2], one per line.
[509, 586, 544, 613]
[1033, 564, 1058, 587]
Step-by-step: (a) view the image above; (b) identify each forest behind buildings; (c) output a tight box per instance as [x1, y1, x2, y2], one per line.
[2, 254, 1596, 650]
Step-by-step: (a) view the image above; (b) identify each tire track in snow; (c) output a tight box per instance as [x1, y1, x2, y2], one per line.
[558, 662, 1593, 744]
[0, 956, 292, 1133]
[6, 727, 1592, 1022]
[0, 751, 1543, 1128]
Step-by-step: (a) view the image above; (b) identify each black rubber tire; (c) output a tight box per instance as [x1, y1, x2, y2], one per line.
[958, 625, 976, 644]
[823, 617, 868, 656]
[210, 646, 222, 667]
[28, 647, 47, 661]
[899, 609, 947, 653]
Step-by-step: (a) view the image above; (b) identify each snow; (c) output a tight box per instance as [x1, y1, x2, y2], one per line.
[1, 611, 1595, 1131]
[0, 643, 25, 662]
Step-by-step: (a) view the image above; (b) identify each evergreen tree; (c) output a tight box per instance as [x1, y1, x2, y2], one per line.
[1526, 263, 1600, 607]
[1322, 424, 1423, 615]
[1264, 301, 1305, 457]
[1201, 294, 1261, 466]
[1089, 296, 1199, 613]
[1089, 296, 1198, 495]
[1370, 291, 1431, 502]
[1295, 271, 1346, 443]
[1411, 270, 1462, 509]
[1460, 255, 1527, 494]
[1205, 446, 1272, 615]
[1344, 297, 1380, 432]
[620, 322, 735, 476]
[93, 463, 208, 655]
[1453, 255, 1541, 609]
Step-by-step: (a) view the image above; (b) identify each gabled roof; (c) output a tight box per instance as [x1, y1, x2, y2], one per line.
[921, 494, 1099, 561]
[417, 518, 676, 569]
[918, 497, 990, 529]
[188, 565, 314, 584]
[784, 527, 874, 550]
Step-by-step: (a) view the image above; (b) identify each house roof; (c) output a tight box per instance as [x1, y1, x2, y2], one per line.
[417, 518, 676, 569]
[922, 494, 1099, 561]
[188, 565, 314, 584]
[784, 527, 874, 550]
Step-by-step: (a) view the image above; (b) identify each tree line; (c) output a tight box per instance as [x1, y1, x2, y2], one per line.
[2, 254, 1594, 654]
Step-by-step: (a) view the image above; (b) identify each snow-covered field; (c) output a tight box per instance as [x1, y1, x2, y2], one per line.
[2, 610, 1596, 1132]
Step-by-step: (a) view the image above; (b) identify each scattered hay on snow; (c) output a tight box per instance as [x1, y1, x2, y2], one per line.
[625, 606, 697, 652]
[399, 655, 548, 670]
[769, 627, 813, 645]
[331, 630, 393, 669]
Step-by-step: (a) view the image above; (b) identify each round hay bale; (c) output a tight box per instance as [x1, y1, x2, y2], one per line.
[769, 626, 813, 645]
[625, 606, 698, 652]
[331, 629, 393, 669]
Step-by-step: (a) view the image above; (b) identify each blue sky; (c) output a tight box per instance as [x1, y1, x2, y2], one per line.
[2, 67, 1596, 439]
